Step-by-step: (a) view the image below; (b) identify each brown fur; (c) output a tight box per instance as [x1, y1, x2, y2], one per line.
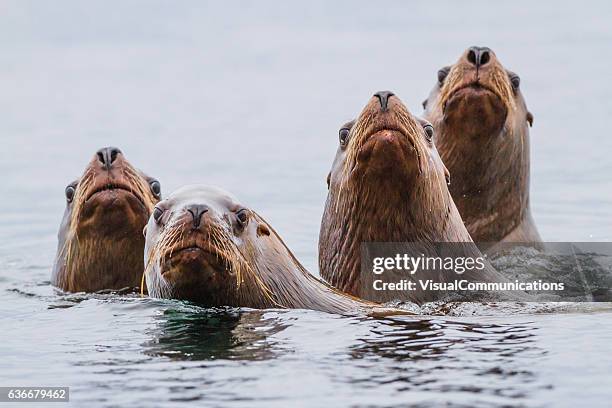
[52, 148, 160, 292]
[423, 47, 541, 248]
[144, 185, 404, 315]
[319, 93, 507, 303]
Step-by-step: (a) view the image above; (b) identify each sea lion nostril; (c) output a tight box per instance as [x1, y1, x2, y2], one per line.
[96, 146, 122, 169]
[467, 48, 477, 65]
[187, 204, 209, 229]
[467, 46, 491, 68]
[109, 147, 120, 163]
[373, 91, 394, 112]
[480, 49, 490, 65]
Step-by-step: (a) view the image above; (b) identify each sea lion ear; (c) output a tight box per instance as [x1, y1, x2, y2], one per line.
[422, 99, 428, 110]
[142, 225, 148, 238]
[257, 223, 270, 237]
[526, 111, 534, 127]
[326, 172, 331, 189]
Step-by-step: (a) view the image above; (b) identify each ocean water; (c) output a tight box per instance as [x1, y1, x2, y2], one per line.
[1, 1, 611, 407]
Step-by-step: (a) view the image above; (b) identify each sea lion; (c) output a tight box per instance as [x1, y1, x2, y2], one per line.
[319, 91, 507, 303]
[423, 46, 541, 247]
[52, 147, 161, 292]
[143, 185, 400, 315]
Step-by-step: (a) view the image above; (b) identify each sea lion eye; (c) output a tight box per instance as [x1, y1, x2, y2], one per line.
[510, 74, 520, 90]
[236, 209, 249, 226]
[149, 179, 161, 198]
[153, 207, 164, 224]
[438, 67, 450, 85]
[423, 124, 434, 142]
[339, 128, 350, 146]
[65, 185, 76, 203]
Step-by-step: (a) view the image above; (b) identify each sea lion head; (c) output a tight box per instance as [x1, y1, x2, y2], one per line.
[53, 147, 161, 292]
[327, 90, 450, 216]
[320, 92, 466, 295]
[422, 47, 537, 243]
[424, 46, 532, 140]
[144, 185, 279, 308]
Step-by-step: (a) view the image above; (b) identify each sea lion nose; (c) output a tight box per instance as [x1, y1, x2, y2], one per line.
[374, 91, 395, 112]
[187, 204, 209, 229]
[466, 46, 491, 68]
[96, 147, 122, 170]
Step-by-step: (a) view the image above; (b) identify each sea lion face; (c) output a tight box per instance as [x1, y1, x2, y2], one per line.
[424, 46, 532, 139]
[64, 147, 160, 236]
[328, 91, 448, 195]
[144, 185, 272, 306]
[53, 147, 161, 291]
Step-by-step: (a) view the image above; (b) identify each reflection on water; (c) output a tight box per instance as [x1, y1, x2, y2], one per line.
[347, 317, 549, 401]
[354, 318, 538, 361]
[144, 307, 288, 361]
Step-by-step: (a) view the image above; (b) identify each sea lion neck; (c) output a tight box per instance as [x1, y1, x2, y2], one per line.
[54, 233, 145, 292]
[244, 219, 370, 313]
[320, 146, 470, 297]
[333, 171, 454, 243]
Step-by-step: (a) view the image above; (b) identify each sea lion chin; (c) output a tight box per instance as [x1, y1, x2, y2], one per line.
[356, 128, 420, 178]
[160, 243, 235, 302]
[51, 147, 162, 292]
[143, 184, 404, 315]
[423, 46, 542, 247]
[443, 85, 508, 138]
